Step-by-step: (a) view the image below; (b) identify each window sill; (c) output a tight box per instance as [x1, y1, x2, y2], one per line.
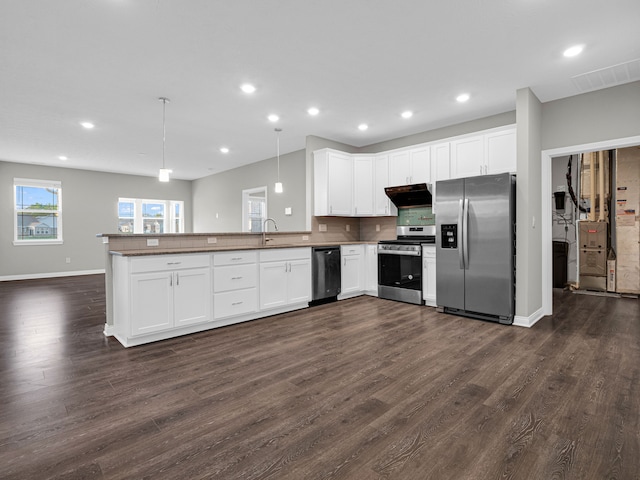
[13, 240, 64, 246]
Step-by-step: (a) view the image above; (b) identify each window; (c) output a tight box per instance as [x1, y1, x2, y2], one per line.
[14, 178, 63, 245]
[242, 187, 267, 232]
[118, 198, 184, 234]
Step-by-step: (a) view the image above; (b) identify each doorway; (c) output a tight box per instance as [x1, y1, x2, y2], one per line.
[542, 134, 640, 316]
[242, 186, 268, 233]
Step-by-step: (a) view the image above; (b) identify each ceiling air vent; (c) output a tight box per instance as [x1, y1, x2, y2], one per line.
[571, 58, 640, 93]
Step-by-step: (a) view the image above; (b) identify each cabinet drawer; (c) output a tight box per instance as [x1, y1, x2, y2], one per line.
[131, 254, 210, 273]
[213, 264, 258, 292]
[213, 250, 257, 266]
[214, 289, 258, 319]
[259, 247, 311, 263]
[341, 245, 364, 256]
[422, 245, 436, 258]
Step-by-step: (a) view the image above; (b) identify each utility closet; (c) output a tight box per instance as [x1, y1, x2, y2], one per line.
[552, 145, 640, 295]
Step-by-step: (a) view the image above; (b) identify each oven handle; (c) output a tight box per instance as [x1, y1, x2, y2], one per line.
[458, 199, 464, 269]
[463, 198, 469, 270]
[377, 249, 421, 256]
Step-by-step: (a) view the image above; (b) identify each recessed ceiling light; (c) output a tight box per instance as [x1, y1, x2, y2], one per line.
[240, 83, 256, 94]
[58, 155, 68, 161]
[268, 114, 279, 122]
[401, 110, 413, 119]
[563, 45, 584, 58]
[456, 93, 470, 103]
[358, 123, 368, 131]
[219, 147, 229, 154]
[307, 107, 320, 116]
[80, 121, 95, 129]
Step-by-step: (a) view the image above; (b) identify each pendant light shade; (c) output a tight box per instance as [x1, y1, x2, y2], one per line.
[158, 97, 172, 182]
[274, 128, 283, 193]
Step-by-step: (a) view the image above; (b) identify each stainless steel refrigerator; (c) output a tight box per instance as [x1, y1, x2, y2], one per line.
[435, 173, 516, 324]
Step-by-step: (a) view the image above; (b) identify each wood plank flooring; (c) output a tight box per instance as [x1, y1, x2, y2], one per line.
[0, 274, 638, 479]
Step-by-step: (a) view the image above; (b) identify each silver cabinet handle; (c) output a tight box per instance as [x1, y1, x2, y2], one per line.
[169, 274, 173, 287]
[232, 301, 243, 306]
[176, 272, 180, 286]
[479, 165, 482, 175]
[231, 276, 243, 280]
[231, 257, 242, 261]
[167, 261, 182, 265]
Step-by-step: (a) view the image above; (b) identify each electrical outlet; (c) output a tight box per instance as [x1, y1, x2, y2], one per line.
[318, 224, 327, 232]
[302, 235, 309, 241]
[207, 237, 217, 244]
[65, 257, 71, 264]
[147, 238, 159, 247]
[376, 224, 380, 232]
[346, 224, 350, 232]
[285, 207, 292, 215]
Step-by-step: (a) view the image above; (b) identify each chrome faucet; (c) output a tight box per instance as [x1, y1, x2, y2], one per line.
[262, 218, 278, 245]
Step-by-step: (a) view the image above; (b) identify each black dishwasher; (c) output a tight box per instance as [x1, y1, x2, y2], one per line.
[311, 246, 341, 305]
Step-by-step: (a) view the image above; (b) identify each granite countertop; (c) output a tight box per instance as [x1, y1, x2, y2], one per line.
[109, 241, 377, 257]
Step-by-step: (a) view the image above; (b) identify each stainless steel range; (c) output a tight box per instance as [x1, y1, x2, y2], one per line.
[378, 225, 436, 305]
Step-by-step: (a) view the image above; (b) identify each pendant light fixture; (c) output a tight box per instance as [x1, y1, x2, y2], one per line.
[274, 127, 283, 193]
[158, 97, 171, 182]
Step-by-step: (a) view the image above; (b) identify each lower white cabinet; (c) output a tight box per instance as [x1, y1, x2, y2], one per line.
[113, 253, 212, 344]
[340, 245, 365, 298]
[365, 244, 379, 296]
[213, 251, 258, 320]
[422, 245, 436, 306]
[259, 248, 311, 310]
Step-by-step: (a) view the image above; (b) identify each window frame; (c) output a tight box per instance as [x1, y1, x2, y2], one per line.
[14, 178, 63, 246]
[118, 198, 184, 234]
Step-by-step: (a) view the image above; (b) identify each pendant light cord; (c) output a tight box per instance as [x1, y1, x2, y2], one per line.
[275, 127, 282, 182]
[160, 97, 168, 170]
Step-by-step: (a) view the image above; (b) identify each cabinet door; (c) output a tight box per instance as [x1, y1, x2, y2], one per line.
[410, 147, 431, 184]
[431, 142, 451, 182]
[422, 247, 436, 306]
[131, 272, 173, 336]
[328, 152, 353, 215]
[451, 135, 484, 178]
[173, 268, 211, 327]
[259, 261, 288, 309]
[287, 259, 312, 304]
[485, 129, 516, 175]
[365, 244, 379, 294]
[374, 155, 394, 216]
[389, 151, 411, 186]
[341, 254, 363, 295]
[353, 156, 374, 216]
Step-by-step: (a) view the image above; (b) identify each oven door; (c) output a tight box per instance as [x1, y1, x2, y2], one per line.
[378, 250, 423, 305]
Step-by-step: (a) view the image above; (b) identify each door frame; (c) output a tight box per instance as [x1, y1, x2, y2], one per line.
[541, 134, 640, 316]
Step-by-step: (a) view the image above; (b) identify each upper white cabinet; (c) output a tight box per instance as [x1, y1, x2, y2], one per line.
[485, 129, 517, 175]
[451, 135, 485, 179]
[451, 127, 516, 179]
[389, 147, 430, 186]
[431, 142, 451, 182]
[374, 155, 395, 216]
[353, 156, 374, 216]
[314, 149, 353, 216]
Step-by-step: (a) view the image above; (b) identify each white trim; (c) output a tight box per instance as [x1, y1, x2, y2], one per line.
[513, 307, 545, 328]
[103, 323, 115, 337]
[0, 269, 105, 282]
[541, 134, 640, 317]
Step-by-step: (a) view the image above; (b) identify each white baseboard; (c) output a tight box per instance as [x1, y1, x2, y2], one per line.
[513, 307, 545, 328]
[103, 323, 115, 337]
[0, 269, 105, 282]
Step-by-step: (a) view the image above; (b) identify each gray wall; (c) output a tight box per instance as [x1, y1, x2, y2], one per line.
[358, 111, 516, 152]
[192, 149, 306, 232]
[0, 161, 192, 278]
[542, 81, 640, 150]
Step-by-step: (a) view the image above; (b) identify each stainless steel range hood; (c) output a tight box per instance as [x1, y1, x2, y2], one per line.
[384, 183, 433, 208]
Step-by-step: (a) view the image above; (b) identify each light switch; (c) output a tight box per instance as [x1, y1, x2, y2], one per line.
[285, 207, 292, 215]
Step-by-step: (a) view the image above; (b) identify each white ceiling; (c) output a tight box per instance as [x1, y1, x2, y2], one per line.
[1, 0, 639, 180]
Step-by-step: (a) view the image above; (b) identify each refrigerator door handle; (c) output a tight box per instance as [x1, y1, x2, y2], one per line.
[458, 199, 464, 269]
[463, 198, 469, 270]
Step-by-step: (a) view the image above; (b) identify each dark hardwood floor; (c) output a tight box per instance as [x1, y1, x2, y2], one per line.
[0, 275, 638, 479]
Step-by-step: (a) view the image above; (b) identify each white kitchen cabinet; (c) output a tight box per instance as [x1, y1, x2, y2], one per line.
[374, 155, 395, 216]
[259, 248, 311, 310]
[353, 156, 374, 216]
[422, 245, 436, 306]
[314, 149, 353, 216]
[365, 244, 379, 296]
[389, 147, 431, 186]
[451, 135, 485, 179]
[451, 127, 516, 178]
[114, 254, 212, 342]
[430, 141, 451, 214]
[213, 250, 258, 320]
[339, 244, 365, 299]
[485, 128, 516, 175]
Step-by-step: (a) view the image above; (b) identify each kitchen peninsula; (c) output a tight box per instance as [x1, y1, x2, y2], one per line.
[100, 219, 393, 347]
